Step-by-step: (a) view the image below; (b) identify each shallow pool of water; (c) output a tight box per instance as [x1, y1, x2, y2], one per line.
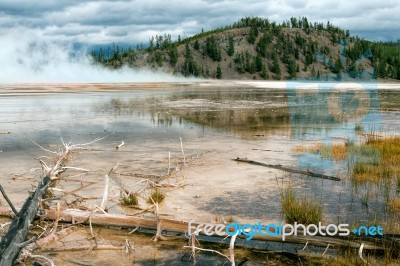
[0, 84, 399, 232]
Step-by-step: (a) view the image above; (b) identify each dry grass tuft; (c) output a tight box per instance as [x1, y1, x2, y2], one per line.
[351, 137, 400, 184]
[121, 193, 139, 206]
[280, 186, 323, 225]
[293, 143, 348, 160]
[388, 198, 400, 213]
[147, 189, 166, 204]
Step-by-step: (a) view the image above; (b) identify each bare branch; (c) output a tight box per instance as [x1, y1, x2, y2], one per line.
[116, 141, 125, 150]
[322, 244, 330, 257]
[359, 243, 366, 263]
[180, 137, 186, 166]
[229, 232, 238, 265]
[183, 246, 230, 261]
[31, 141, 58, 155]
[70, 136, 108, 149]
[29, 254, 55, 266]
[99, 174, 110, 212]
[0, 185, 18, 216]
[61, 166, 89, 172]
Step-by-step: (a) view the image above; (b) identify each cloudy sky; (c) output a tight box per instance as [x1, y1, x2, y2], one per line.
[0, 0, 398, 82]
[1, 0, 399, 44]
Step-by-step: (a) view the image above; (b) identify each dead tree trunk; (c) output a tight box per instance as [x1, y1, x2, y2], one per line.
[0, 138, 102, 265]
[232, 157, 341, 181]
[0, 175, 51, 265]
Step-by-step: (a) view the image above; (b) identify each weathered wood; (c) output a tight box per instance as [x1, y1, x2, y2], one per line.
[0, 139, 90, 265]
[232, 157, 341, 181]
[0, 175, 51, 265]
[0, 185, 18, 215]
[1, 207, 396, 254]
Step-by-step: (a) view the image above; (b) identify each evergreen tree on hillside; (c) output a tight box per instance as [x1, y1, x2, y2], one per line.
[287, 57, 297, 79]
[255, 53, 263, 72]
[271, 50, 281, 77]
[260, 63, 269, 79]
[216, 65, 222, 79]
[247, 25, 259, 44]
[168, 46, 178, 66]
[205, 36, 222, 61]
[257, 33, 269, 57]
[194, 39, 200, 50]
[227, 36, 235, 56]
[182, 43, 199, 76]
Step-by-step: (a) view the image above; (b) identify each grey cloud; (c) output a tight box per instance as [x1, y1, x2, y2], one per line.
[0, 0, 399, 47]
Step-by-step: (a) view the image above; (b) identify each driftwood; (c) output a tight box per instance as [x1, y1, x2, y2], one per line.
[252, 148, 283, 152]
[232, 157, 341, 181]
[0, 154, 69, 265]
[1, 207, 397, 256]
[0, 185, 18, 215]
[0, 138, 104, 265]
[116, 141, 125, 150]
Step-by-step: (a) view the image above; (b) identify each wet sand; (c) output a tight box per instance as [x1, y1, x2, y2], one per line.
[1, 80, 400, 95]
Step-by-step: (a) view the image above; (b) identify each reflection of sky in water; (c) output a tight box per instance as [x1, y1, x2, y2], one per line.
[1, 86, 399, 226]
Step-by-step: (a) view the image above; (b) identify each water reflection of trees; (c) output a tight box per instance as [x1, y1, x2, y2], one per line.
[95, 88, 388, 139]
[173, 107, 291, 137]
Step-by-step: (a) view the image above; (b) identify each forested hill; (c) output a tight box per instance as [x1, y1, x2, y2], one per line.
[90, 17, 400, 81]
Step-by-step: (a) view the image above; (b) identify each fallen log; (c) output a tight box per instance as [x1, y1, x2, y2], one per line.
[1, 207, 396, 255]
[0, 145, 71, 266]
[0, 139, 103, 265]
[0, 175, 52, 265]
[232, 157, 341, 181]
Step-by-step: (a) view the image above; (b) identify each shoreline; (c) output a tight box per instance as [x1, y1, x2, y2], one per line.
[0, 80, 400, 94]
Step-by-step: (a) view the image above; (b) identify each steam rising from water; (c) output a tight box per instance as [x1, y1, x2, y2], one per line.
[0, 29, 185, 83]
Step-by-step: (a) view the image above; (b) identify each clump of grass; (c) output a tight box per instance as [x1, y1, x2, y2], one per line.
[360, 191, 370, 207]
[351, 163, 393, 183]
[344, 138, 355, 147]
[350, 137, 400, 184]
[121, 193, 138, 206]
[364, 131, 381, 143]
[354, 123, 364, 132]
[214, 215, 237, 223]
[110, 98, 124, 111]
[397, 177, 400, 191]
[293, 143, 348, 160]
[280, 186, 323, 224]
[225, 215, 236, 223]
[388, 198, 400, 213]
[147, 189, 166, 204]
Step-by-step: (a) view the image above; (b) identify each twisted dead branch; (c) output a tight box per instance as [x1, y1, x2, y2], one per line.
[0, 137, 105, 265]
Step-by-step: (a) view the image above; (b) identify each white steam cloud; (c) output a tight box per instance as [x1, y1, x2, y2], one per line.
[0, 28, 185, 83]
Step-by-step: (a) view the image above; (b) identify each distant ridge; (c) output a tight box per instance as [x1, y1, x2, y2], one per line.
[90, 17, 400, 81]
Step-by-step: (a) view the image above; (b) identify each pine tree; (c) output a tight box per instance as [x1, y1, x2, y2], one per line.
[205, 36, 221, 61]
[216, 65, 222, 79]
[182, 43, 199, 76]
[194, 40, 200, 50]
[287, 58, 297, 79]
[247, 25, 259, 44]
[257, 33, 268, 57]
[271, 50, 281, 76]
[227, 36, 235, 56]
[255, 53, 263, 72]
[260, 64, 269, 79]
[168, 46, 178, 67]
